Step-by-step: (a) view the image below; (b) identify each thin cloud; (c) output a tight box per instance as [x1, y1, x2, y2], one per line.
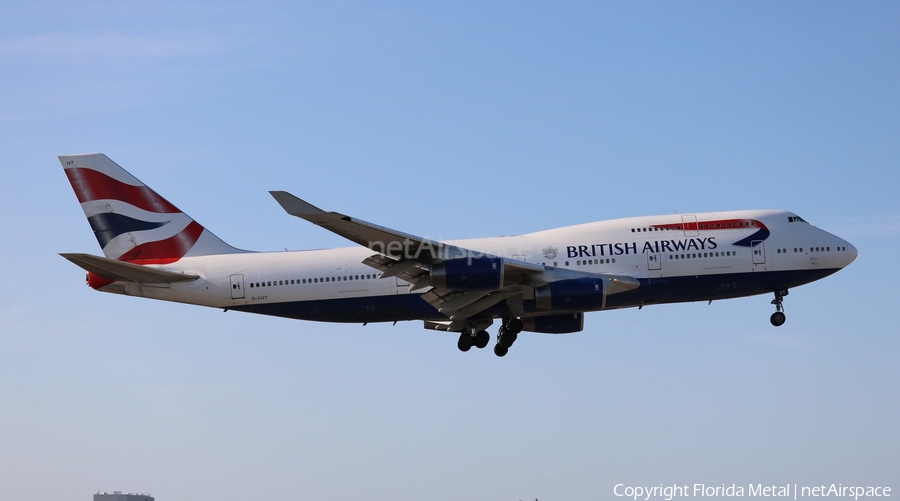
[0, 34, 221, 58]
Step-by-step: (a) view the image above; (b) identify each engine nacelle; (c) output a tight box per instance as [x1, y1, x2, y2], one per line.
[522, 312, 584, 334]
[430, 256, 503, 290]
[534, 278, 606, 311]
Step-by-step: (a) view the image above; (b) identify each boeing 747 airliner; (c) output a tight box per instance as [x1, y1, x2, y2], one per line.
[60, 154, 857, 356]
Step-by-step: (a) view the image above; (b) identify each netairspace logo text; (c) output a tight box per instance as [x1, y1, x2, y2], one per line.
[614, 484, 891, 501]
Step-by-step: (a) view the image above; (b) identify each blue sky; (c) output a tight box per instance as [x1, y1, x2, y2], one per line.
[1, 2, 898, 500]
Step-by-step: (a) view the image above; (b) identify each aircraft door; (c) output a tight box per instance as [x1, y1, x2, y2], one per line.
[230, 274, 245, 299]
[648, 253, 661, 271]
[681, 215, 699, 237]
[751, 241, 766, 264]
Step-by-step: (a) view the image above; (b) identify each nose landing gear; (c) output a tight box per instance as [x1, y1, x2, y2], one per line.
[770, 289, 788, 327]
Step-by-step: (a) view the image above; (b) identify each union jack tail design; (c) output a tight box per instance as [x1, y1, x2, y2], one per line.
[60, 153, 240, 264]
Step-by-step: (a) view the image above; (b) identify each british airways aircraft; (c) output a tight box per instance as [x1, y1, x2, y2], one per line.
[60, 153, 857, 356]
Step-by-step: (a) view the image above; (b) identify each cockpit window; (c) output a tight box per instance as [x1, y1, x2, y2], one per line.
[788, 216, 808, 223]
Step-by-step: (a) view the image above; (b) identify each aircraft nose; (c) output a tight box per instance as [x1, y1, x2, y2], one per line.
[836, 239, 858, 268]
[846, 241, 858, 265]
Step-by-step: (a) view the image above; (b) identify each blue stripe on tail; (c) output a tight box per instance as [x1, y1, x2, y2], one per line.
[88, 213, 169, 248]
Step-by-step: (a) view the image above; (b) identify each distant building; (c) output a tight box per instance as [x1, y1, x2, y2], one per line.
[94, 491, 154, 501]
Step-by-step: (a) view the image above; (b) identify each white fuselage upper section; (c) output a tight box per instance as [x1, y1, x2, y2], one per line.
[100, 209, 856, 315]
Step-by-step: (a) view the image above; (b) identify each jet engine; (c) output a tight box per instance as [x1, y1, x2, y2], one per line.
[534, 277, 606, 311]
[430, 256, 504, 290]
[522, 312, 584, 333]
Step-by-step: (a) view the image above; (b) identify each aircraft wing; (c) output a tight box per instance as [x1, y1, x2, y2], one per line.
[270, 191, 491, 264]
[269, 191, 638, 323]
[60, 253, 200, 284]
[270, 190, 544, 281]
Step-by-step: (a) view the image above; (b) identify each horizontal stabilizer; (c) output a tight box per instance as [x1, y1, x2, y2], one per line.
[60, 253, 199, 284]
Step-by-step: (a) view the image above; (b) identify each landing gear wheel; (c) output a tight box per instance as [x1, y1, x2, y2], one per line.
[493, 343, 509, 357]
[457, 333, 473, 352]
[770, 289, 788, 327]
[508, 318, 523, 334]
[770, 311, 786, 327]
[474, 330, 490, 349]
[498, 330, 518, 348]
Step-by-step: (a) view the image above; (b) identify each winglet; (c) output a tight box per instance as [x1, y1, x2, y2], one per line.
[269, 191, 327, 218]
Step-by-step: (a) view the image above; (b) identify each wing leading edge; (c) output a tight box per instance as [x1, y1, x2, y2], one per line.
[269, 190, 639, 326]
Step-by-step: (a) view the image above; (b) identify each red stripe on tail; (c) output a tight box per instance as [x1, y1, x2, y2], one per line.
[65, 167, 181, 214]
[117, 221, 205, 264]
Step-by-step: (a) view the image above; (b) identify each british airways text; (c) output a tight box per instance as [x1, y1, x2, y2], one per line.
[567, 237, 717, 258]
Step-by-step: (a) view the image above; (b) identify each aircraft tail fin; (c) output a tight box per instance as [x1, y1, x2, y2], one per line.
[60, 153, 241, 263]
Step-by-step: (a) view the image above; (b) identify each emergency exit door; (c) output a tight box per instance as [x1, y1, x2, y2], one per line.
[751, 241, 766, 264]
[230, 274, 245, 299]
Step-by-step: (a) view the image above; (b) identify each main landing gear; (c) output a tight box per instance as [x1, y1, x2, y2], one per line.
[457, 327, 490, 352]
[493, 317, 523, 358]
[456, 317, 524, 357]
[770, 289, 788, 327]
